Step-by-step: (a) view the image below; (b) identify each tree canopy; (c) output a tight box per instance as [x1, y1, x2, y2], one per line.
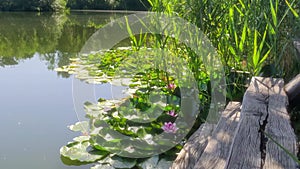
[0, 0, 150, 11]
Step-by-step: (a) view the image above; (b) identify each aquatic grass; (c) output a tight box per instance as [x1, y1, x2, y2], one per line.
[147, 0, 300, 162]
[58, 48, 188, 168]
[125, 16, 148, 51]
[58, 0, 300, 167]
[147, 0, 300, 90]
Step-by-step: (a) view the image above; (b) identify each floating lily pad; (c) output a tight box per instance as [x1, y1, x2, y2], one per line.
[73, 136, 90, 142]
[137, 156, 173, 169]
[138, 156, 159, 169]
[99, 155, 137, 169]
[155, 158, 173, 169]
[60, 141, 108, 163]
[68, 121, 89, 133]
[91, 164, 114, 169]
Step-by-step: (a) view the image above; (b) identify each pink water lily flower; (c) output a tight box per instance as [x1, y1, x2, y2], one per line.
[167, 110, 178, 117]
[167, 83, 176, 90]
[162, 122, 178, 133]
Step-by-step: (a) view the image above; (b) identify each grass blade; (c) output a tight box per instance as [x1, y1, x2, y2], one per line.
[239, 20, 248, 52]
[252, 30, 258, 68]
[270, 0, 278, 26]
[285, 0, 299, 18]
[263, 131, 300, 165]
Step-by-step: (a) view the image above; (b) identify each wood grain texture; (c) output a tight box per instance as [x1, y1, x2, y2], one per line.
[171, 123, 215, 169]
[284, 73, 300, 107]
[194, 102, 241, 169]
[263, 78, 298, 169]
[226, 77, 271, 169]
[172, 77, 298, 169]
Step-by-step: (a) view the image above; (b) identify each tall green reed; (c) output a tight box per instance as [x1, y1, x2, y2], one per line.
[147, 0, 300, 98]
[146, 0, 300, 161]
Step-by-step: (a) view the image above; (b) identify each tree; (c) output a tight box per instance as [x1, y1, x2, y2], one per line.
[51, 0, 67, 11]
[0, 0, 67, 11]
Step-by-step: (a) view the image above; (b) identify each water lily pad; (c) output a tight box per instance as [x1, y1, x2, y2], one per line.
[138, 156, 172, 169]
[138, 156, 159, 169]
[73, 136, 90, 142]
[68, 121, 89, 133]
[107, 156, 137, 168]
[60, 141, 108, 163]
[91, 164, 114, 169]
[155, 158, 173, 169]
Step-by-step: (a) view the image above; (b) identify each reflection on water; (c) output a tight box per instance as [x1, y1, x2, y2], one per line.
[0, 11, 129, 169]
[0, 11, 126, 71]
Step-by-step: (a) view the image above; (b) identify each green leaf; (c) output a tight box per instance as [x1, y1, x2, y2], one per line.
[60, 141, 108, 163]
[147, 0, 153, 7]
[252, 30, 258, 68]
[91, 164, 115, 169]
[108, 156, 137, 169]
[138, 156, 159, 169]
[68, 121, 89, 133]
[258, 48, 272, 66]
[239, 21, 247, 52]
[270, 0, 278, 26]
[155, 158, 173, 168]
[138, 156, 172, 169]
[285, 0, 299, 18]
[73, 136, 90, 142]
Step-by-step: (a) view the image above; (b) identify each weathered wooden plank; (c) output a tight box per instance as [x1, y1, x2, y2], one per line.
[194, 102, 241, 169]
[171, 123, 215, 169]
[172, 77, 298, 169]
[284, 73, 300, 107]
[263, 78, 298, 169]
[226, 77, 271, 169]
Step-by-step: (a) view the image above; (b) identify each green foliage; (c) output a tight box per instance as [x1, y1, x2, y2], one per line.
[147, 0, 300, 162]
[58, 48, 190, 168]
[66, 0, 150, 10]
[0, 0, 68, 11]
[125, 16, 148, 51]
[54, 0, 300, 166]
[51, 0, 68, 11]
[60, 136, 109, 162]
[148, 0, 300, 84]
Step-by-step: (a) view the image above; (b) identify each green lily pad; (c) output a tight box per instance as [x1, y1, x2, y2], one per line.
[91, 164, 115, 169]
[138, 156, 159, 169]
[155, 158, 173, 169]
[68, 121, 89, 133]
[138, 156, 172, 169]
[73, 136, 90, 142]
[107, 156, 137, 169]
[60, 141, 108, 163]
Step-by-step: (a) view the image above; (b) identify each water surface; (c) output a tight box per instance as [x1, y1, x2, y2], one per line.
[0, 11, 128, 169]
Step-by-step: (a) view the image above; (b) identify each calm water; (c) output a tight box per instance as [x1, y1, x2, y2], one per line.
[0, 11, 129, 169]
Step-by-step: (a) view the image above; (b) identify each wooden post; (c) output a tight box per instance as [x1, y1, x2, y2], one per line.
[285, 73, 300, 107]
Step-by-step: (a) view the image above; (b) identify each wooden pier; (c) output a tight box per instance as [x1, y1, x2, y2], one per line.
[171, 77, 299, 169]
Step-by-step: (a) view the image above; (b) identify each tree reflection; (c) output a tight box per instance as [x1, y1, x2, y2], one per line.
[0, 11, 120, 77]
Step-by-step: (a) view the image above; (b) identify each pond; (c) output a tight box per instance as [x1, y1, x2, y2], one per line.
[0, 11, 131, 169]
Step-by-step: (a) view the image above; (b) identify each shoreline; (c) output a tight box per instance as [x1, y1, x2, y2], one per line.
[70, 9, 148, 14]
[0, 9, 149, 13]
